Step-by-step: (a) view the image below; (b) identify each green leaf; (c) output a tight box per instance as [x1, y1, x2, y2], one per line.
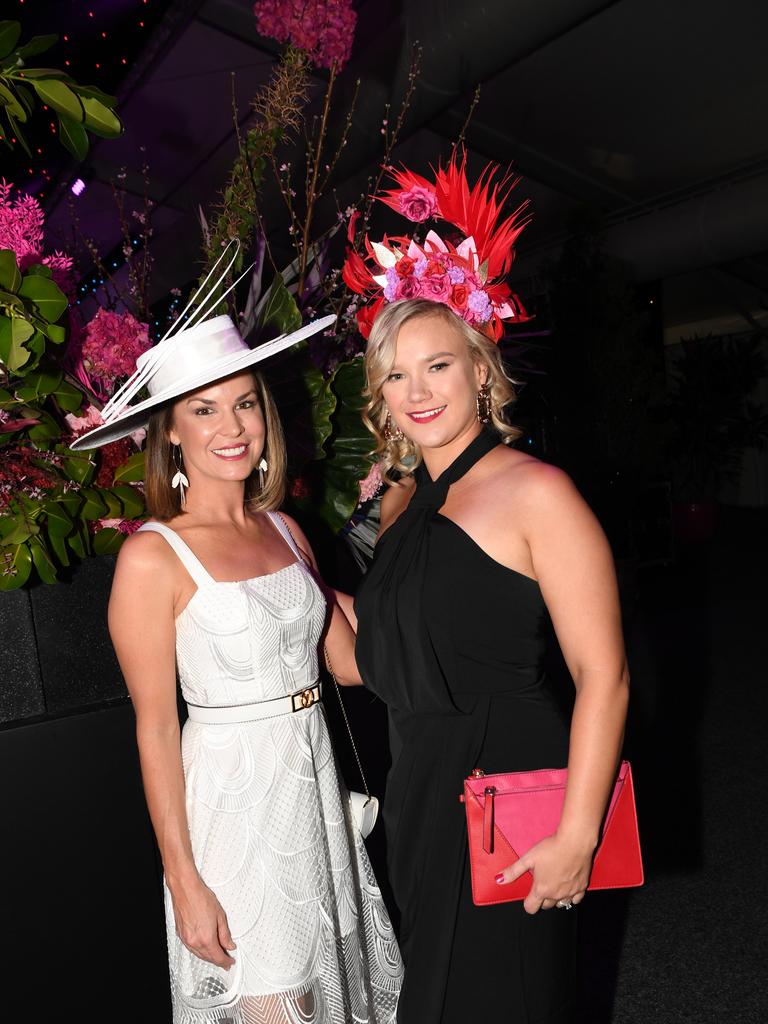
[317, 358, 372, 534]
[14, 367, 62, 403]
[112, 450, 145, 484]
[10, 67, 69, 80]
[0, 286, 25, 311]
[42, 321, 66, 343]
[53, 379, 83, 413]
[93, 527, 125, 556]
[0, 21, 22, 61]
[28, 408, 61, 443]
[12, 83, 34, 116]
[80, 487, 108, 520]
[1, 511, 37, 545]
[305, 365, 336, 459]
[97, 488, 123, 519]
[66, 523, 88, 559]
[48, 528, 70, 568]
[256, 275, 302, 335]
[0, 249, 21, 292]
[57, 490, 82, 518]
[71, 84, 117, 106]
[0, 81, 26, 123]
[29, 77, 84, 122]
[29, 535, 58, 584]
[60, 448, 96, 485]
[44, 500, 74, 537]
[15, 34, 58, 61]
[80, 96, 122, 138]
[58, 114, 88, 162]
[5, 109, 31, 156]
[0, 315, 34, 372]
[112, 483, 144, 519]
[24, 263, 52, 278]
[18, 273, 68, 323]
[0, 542, 32, 591]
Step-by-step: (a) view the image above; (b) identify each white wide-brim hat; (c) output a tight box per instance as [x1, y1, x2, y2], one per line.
[70, 313, 335, 450]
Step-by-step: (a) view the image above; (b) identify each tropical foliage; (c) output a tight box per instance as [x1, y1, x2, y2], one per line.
[0, 20, 122, 161]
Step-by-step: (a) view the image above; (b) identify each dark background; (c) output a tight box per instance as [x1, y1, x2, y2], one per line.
[2, 2, 768, 1021]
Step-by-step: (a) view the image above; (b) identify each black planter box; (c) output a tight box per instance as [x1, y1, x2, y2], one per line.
[0, 555, 127, 725]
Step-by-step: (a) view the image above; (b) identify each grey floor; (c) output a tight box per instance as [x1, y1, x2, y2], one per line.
[576, 508, 768, 1023]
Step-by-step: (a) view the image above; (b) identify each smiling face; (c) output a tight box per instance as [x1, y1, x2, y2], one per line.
[168, 370, 265, 489]
[381, 314, 487, 454]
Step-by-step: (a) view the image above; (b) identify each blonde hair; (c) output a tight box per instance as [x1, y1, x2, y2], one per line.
[144, 369, 286, 519]
[363, 299, 521, 483]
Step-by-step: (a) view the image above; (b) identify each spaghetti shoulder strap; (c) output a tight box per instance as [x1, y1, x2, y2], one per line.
[137, 522, 215, 588]
[267, 511, 303, 561]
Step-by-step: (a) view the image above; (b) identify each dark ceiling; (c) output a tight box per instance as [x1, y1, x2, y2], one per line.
[10, 0, 768, 339]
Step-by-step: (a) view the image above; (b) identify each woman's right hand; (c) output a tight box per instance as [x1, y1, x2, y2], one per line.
[170, 878, 237, 969]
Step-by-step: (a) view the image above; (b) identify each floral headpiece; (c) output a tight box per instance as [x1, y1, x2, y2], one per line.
[342, 152, 532, 341]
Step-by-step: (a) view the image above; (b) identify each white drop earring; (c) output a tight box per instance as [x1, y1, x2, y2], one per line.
[258, 456, 268, 489]
[171, 445, 190, 509]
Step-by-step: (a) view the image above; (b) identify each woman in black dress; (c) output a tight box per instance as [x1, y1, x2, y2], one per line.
[352, 297, 630, 1023]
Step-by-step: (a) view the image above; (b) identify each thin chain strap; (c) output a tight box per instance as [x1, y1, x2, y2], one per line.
[324, 645, 371, 800]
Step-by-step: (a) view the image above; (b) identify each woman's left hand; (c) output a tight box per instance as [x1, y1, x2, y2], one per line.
[494, 832, 594, 915]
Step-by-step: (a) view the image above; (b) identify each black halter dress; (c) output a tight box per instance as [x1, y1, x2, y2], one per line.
[355, 430, 576, 1023]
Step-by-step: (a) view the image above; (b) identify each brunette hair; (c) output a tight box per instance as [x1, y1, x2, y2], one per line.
[363, 299, 521, 483]
[144, 369, 286, 519]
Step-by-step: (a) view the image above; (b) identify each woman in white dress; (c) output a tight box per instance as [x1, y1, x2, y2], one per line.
[73, 307, 403, 1023]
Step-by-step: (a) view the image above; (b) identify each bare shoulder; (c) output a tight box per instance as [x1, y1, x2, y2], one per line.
[112, 525, 177, 590]
[380, 475, 416, 533]
[273, 510, 316, 566]
[494, 450, 582, 509]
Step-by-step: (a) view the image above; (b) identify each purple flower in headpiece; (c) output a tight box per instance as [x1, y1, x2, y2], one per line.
[467, 288, 493, 321]
[413, 256, 428, 278]
[398, 185, 439, 222]
[384, 266, 399, 301]
[447, 266, 465, 284]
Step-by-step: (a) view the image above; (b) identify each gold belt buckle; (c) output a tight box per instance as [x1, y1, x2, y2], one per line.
[292, 686, 317, 712]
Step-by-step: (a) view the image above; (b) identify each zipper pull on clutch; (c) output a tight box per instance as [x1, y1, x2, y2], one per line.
[483, 785, 495, 854]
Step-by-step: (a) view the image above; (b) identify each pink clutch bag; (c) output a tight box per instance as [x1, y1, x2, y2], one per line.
[462, 760, 644, 905]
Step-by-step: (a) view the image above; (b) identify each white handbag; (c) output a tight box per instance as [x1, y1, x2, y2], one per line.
[325, 645, 379, 839]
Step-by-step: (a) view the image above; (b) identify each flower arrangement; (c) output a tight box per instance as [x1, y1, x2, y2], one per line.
[0, 178, 147, 591]
[254, 0, 357, 70]
[343, 153, 533, 340]
[0, 180, 74, 292]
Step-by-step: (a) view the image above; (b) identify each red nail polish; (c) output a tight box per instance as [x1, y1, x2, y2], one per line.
[495, 873, 505, 884]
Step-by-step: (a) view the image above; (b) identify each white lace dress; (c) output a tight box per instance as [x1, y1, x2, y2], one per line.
[138, 515, 402, 1024]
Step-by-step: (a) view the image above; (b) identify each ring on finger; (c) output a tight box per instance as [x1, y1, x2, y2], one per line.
[556, 898, 574, 910]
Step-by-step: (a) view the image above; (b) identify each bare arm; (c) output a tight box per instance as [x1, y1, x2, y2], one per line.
[278, 513, 362, 686]
[497, 465, 629, 912]
[108, 533, 236, 966]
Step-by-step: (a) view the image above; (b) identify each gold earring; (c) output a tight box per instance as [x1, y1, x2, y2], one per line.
[384, 413, 404, 443]
[476, 382, 493, 425]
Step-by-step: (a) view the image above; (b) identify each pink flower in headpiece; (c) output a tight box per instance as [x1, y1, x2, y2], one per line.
[398, 185, 439, 223]
[395, 276, 422, 300]
[421, 274, 452, 303]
